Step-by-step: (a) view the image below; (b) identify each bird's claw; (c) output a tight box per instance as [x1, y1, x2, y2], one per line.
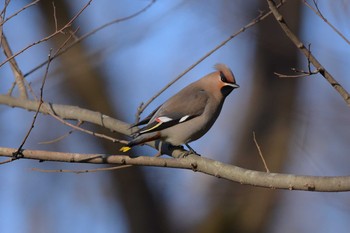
[167, 144, 201, 158]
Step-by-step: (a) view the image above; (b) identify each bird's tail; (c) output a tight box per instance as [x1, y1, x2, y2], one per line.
[119, 132, 161, 152]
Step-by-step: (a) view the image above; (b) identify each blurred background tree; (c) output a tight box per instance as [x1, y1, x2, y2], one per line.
[1, 1, 350, 233]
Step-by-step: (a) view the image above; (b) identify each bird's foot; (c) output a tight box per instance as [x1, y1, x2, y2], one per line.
[167, 144, 184, 151]
[120, 146, 132, 152]
[167, 144, 201, 157]
[185, 143, 201, 156]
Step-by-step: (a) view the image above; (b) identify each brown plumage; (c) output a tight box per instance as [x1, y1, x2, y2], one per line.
[120, 63, 239, 154]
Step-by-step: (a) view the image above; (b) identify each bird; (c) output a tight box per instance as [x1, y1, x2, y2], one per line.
[120, 63, 239, 155]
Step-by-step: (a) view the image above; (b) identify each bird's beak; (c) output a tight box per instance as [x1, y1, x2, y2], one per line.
[225, 83, 239, 89]
[221, 83, 239, 97]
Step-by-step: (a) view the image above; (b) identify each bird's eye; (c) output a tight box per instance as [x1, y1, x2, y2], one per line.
[220, 72, 227, 82]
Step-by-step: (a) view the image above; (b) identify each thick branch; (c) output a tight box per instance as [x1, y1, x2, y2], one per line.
[267, 0, 350, 106]
[0, 94, 184, 158]
[1, 95, 350, 192]
[1, 147, 350, 192]
[0, 94, 130, 134]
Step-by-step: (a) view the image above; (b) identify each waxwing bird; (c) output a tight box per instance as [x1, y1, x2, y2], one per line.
[120, 63, 239, 154]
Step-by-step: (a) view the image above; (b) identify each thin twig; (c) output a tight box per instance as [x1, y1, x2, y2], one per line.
[136, 1, 286, 119]
[6, 82, 16, 96]
[303, 0, 350, 45]
[0, 0, 93, 68]
[0, 15, 28, 99]
[23, 0, 156, 78]
[0, 158, 13, 165]
[45, 110, 128, 145]
[0, 0, 40, 27]
[0, 0, 11, 19]
[0, 1, 7, 46]
[267, 0, 350, 106]
[54, 27, 80, 55]
[306, 44, 312, 72]
[18, 22, 79, 101]
[20, 28, 123, 147]
[253, 131, 270, 173]
[275, 68, 320, 78]
[12, 49, 53, 160]
[274, 44, 320, 78]
[39, 121, 83, 144]
[52, 1, 58, 32]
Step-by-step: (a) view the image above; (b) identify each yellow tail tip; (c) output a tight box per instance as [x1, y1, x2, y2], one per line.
[120, 146, 132, 152]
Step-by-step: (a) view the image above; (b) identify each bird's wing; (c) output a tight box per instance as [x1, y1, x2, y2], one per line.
[132, 105, 161, 127]
[137, 88, 209, 134]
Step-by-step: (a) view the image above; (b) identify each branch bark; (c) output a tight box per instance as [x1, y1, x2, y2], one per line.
[1, 147, 350, 192]
[1, 94, 350, 192]
[267, 0, 350, 106]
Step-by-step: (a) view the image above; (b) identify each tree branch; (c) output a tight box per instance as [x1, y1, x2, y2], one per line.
[303, 0, 350, 45]
[267, 0, 350, 106]
[0, 0, 40, 27]
[1, 147, 350, 192]
[1, 95, 350, 192]
[0, 16, 28, 99]
[0, 0, 93, 68]
[23, 0, 156, 78]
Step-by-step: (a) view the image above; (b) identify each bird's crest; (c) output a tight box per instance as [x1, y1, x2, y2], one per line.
[214, 63, 236, 84]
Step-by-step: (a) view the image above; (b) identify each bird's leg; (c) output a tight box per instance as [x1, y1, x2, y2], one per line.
[167, 144, 184, 151]
[167, 144, 188, 158]
[185, 143, 200, 156]
[167, 144, 200, 157]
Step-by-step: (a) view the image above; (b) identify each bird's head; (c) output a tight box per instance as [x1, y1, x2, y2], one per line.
[210, 63, 239, 97]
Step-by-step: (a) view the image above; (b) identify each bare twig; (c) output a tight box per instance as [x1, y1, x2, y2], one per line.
[6, 82, 16, 96]
[275, 44, 320, 78]
[45, 111, 128, 145]
[52, 2, 58, 32]
[136, 1, 286, 119]
[0, 157, 12, 165]
[23, 0, 156, 78]
[0, 0, 40, 27]
[267, 0, 350, 106]
[0, 1, 8, 46]
[27, 29, 125, 146]
[1, 16, 28, 99]
[54, 27, 80, 55]
[253, 131, 270, 173]
[23, 74, 123, 146]
[12, 50, 53, 160]
[0, 0, 93, 68]
[303, 0, 350, 45]
[0, 0, 11, 19]
[39, 121, 83, 144]
[275, 69, 319, 78]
